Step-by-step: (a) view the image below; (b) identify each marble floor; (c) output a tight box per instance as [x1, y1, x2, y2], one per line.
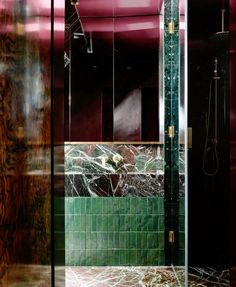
[0, 265, 230, 286]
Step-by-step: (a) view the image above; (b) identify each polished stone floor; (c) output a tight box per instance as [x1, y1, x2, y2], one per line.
[0, 265, 230, 286]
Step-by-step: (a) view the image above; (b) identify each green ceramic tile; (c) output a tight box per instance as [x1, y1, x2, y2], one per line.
[80, 198, 86, 214]
[158, 216, 165, 232]
[96, 215, 103, 231]
[141, 233, 148, 249]
[96, 250, 107, 265]
[73, 215, 80, 230]
[158, 232, 165, 249]
[119, 233, 126, 249]
[147, 233, 158, 249]
[119, 198, 130, 214]
[74, 250, 81, 265]
[147, 249, 159, 265]
[91, 215, 97, 231]
[129, 232, 137, 249]
[130, 215, 137, 231]
[129, 250, 137, 265]
[130, 198, 137, 214]
[112, 250, 120, 265]
[80, 214, 86, 231]
[113, 232, 119, 248]
[86, 215, 92, 232]
[107, 250, 114, 266]
[158, 198, 164, 214]
[107, 232, 113, 249]
[102, 215, 109, 231]
[79, 250, 86, 265]
[153, 198, 160, 214]
[106, 198, 115, 214]
[137, 250, 147, 265]
[107, 215, 114, 232]
[66, 249, 75, 266]
[136, 215, 142, 231]
[113, 216, 119, 231]
[91, 198, 100, 214]
[113, 198, 120, 214]
[147, 198, 154, 214]
[119, 250, 129, 265]
[102, 199, 109, 214]
[158, 250, 165, 265]
[79, 231, 86, 250]
[85, 249, 96, 266]
[74, 198, 81, 214]
[65, 198, 74, 215]
[86, 198, 92, 214]
[140, 198, 148, 214]
[96, 232, 103, 250]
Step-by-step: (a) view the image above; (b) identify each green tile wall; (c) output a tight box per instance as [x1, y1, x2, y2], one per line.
[54, 197, 65, 266]
[65, 197, 165, 266]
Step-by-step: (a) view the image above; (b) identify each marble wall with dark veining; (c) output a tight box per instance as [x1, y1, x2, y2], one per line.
[65, 143, 185, 197]
[0, 2, 51, 285]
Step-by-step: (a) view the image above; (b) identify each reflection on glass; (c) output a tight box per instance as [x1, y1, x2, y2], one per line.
[0, 0, 51, 285]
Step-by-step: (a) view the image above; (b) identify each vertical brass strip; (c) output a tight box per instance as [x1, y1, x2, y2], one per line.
[168, 126, 175, 138]
[169, 231, 175, 244]
[168, 21, 175, 34]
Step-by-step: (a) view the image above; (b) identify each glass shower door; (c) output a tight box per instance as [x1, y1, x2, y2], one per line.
[61, 0, 187, 285]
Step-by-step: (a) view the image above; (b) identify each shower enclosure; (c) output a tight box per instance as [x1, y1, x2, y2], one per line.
[1, 0, 236, 286]
[54, 0, 187, 285]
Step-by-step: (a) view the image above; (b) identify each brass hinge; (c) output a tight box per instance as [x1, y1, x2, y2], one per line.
[168, 21, 175, 34]
[168, 126, 175, 138]
[169, 231, 175, 244]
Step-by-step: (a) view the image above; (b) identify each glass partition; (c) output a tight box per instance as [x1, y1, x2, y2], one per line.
[64, 0, 187, 285]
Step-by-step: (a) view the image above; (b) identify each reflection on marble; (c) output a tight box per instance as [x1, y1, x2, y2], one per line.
[66, 174, 164, 197]
[0, 265, 51, 287]
[189, 267, 230, 287]
[65, 144, 165, 174]
[0, 265, 229, 286]
[66, 266, 185, 287]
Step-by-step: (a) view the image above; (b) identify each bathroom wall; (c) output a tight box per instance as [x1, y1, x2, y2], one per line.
[0, 1, 52, 285]
[61, 144, 185, 266]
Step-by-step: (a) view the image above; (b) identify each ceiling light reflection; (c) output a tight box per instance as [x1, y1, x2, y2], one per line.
[118, 0, 151, 8]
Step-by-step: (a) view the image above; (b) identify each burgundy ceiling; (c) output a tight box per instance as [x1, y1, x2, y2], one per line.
[76, 0, 163, 18]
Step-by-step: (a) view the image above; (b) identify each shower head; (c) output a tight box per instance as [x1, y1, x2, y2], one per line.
[209, 31, 229, 42]
[209, 8, 229, 45]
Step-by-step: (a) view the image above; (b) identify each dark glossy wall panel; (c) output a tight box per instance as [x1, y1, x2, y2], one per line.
[0, 1, 51, 285]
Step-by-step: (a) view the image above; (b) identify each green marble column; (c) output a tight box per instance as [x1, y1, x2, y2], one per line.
[164, 0, 180, 265]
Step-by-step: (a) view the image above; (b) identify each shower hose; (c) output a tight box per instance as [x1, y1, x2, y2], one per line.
[202, 74, 220, 176]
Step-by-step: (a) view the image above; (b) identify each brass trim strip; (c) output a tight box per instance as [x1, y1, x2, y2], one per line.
[169, 231, 175, 244]
[168, 21, 175, 34]
[168, 126, 175, 138]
